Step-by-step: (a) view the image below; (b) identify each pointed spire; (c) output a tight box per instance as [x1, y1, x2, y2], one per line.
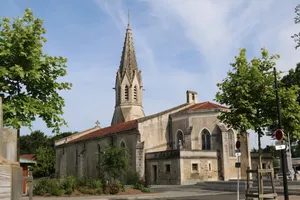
[118, 11, 139, 82]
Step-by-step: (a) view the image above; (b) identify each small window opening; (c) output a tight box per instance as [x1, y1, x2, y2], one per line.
[192, 94, 195, 100]
[192, 163, 198, 172]
[209, 163, 211, 171]
[165, 164, 171, 173]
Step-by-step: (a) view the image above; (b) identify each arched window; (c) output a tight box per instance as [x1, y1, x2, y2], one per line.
[176, 130, 184, 149]
[201, 129, 211, 150]
[120, 140, 126, 148]
[228, 130, 235, 157]
[125, 85, 129, 101]
[134, 85, 137, 101]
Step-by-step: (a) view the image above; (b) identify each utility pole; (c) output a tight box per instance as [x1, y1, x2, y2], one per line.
[274, 67, 289, 200]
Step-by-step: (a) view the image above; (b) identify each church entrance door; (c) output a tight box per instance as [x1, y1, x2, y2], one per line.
[152, 165, 157, 184]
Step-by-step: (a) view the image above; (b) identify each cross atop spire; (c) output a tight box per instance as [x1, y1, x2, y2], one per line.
[95, 120, 100, 127]
[128, 9, 130, 26]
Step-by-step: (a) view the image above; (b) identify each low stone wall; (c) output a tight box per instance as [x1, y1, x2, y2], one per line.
[0, 164, 23, 200]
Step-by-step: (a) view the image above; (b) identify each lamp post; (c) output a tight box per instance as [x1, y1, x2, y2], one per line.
[274, 67, 289, 200]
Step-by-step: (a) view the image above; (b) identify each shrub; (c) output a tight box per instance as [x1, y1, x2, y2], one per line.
[115, 181, 125, 192]
[65, 188, 73, 195]
[133, 183, 151, 193]
[60, 176, 76, 191]
[109, 184, 120, 195]
[75, 177, 102, 189]
[123, 169, 142, 185]
[103, 185, 110, 194]
[33, 178, 62, 196]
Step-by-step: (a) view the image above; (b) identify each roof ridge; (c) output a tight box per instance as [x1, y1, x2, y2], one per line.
[137, 103, 190, 122]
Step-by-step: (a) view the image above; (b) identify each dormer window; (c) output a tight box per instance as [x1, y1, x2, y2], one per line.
[134, 85, 137, 101]
[125, 85, 129, 101]
[192, 94, 195, 100]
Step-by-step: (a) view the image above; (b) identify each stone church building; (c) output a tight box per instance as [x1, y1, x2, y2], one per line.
[55, 22, 252, 185]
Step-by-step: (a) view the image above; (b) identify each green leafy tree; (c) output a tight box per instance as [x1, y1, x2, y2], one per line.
[98, 146, 129, 182]
[20, 131, 76, 154]
[292, 4, 300, 49]
[0, 8, 71, 133]
[215, 48, 300, 166]
[32, 146, 55, 178]
[20, 130, 48, 154]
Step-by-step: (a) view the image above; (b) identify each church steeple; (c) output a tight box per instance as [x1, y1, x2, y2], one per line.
[118, 17, 141, 85]
[111, 18, 145, 126]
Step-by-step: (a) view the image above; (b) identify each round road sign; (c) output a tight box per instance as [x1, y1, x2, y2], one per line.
[236, 141, 241, 149]
[274, 129, 284, 141]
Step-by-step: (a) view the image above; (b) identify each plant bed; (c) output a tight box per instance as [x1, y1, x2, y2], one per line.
[33, 176, 153, 197]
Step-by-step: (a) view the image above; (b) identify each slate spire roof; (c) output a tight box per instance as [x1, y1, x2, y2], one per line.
[118, 21, 141, 84]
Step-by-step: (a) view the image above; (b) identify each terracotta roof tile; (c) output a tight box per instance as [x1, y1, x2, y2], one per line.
[185, 101, 228, 111]
[67, 120, 138, 145]
[20, 154, 36, 161]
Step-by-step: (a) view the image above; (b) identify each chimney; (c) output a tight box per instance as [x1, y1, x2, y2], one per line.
[186, 90, 198, 104]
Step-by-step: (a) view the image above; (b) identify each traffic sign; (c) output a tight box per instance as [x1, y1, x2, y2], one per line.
[235, 152, 241, 157]
[275, 144, 286, 150]
[236, 141, 241, 149]
[274, 129, 284, 140]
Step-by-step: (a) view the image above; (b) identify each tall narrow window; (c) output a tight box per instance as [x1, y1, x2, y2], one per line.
[176, 130, 184, 149]
[75, 148, 78, 166]
[125, 85, 129, 101]
[97, 144, 101, 154]
[201, 129, 211, 150]
[134, 85, 137, 101]
[118, 86, 121, 103]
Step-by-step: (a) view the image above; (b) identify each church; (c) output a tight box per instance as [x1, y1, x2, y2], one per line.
[55, 22, 252, 185]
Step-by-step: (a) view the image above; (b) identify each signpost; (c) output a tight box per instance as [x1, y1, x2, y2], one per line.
[235, 141, 241, 200]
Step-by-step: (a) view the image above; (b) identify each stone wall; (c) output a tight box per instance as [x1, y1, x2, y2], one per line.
[138, 104, 191, 154]
[2, 129, 18, 163]
[0, 165, 23, 200]
[181, 157, 218, 184]
[55, 131, 139, 178]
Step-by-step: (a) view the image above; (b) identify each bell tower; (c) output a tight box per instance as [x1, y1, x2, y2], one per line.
[111, 20, 145, 125]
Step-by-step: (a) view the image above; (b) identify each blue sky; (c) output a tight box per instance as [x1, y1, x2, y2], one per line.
[1, 0, 300, 149]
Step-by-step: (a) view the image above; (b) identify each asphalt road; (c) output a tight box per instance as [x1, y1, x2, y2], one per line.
[160, 194, 241, 200]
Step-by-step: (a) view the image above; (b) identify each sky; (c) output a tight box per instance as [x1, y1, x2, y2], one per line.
[1, 0, 299, 149]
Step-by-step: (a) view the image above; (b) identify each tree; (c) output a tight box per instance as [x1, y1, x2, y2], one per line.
[98, 146, 129, 182]
[20, 130, 76, 154]
[215, 48, 300, 165]
[215, 48, 278, 162]
[0, 8, 71, 133]
[32, 146, 55, 178]
[292, 4, 300, 49]
[20, 130, 48, 154]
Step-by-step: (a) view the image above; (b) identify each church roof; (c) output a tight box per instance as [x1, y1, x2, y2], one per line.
[65, 120, 138, 145]
[185, 101, 228, 111]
